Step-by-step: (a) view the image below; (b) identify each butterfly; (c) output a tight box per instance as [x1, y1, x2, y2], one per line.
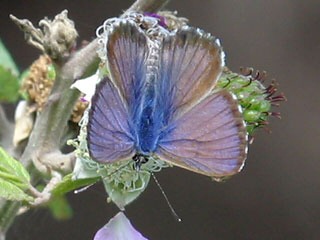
[87, 20, 247, 179]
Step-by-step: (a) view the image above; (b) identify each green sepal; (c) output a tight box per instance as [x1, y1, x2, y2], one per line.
[99, 157, 167, 210]
[101, 164, 151, 210]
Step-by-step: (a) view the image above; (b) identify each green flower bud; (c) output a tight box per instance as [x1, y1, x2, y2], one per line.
[217, 67, 286, 136]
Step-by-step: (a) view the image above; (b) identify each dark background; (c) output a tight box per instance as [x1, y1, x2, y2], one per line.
[1, 0, 319, 239]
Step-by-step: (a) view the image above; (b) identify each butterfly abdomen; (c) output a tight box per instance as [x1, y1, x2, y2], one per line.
[136, 76, 161, 154]
[134, 36, 164, 155]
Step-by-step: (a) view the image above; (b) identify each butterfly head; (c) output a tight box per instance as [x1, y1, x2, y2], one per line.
[132, 153, 149, 171]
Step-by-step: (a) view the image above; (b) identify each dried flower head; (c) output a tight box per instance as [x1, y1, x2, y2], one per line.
[21, 54, 88, 123]
[21, 55, 54, 111]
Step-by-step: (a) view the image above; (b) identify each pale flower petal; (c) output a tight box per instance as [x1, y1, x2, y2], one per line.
[94, 212, 148, 240]
[13, 100, 34, 146]
[71, 71, 100, 101]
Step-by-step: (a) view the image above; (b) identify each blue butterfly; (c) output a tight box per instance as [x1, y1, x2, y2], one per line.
[87, 20, 247, 178]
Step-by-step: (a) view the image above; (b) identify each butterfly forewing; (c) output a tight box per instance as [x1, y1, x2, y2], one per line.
[156, 28, 224, 121]
[107, 21, 148, 109]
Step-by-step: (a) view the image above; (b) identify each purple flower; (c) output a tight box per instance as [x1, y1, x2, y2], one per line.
[94, 212, 148, 240]
[144, 12, 167, 28]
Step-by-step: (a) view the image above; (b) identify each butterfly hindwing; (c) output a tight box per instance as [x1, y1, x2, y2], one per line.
[156, 90, 247, 177]
[87, 77, 136, 163]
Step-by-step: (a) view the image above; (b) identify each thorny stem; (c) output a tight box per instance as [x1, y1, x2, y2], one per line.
[0, 0, 170, 238]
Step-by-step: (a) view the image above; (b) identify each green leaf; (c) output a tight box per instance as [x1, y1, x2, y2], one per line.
[0, 39, 21, 102]
[19, 69, 30, 100]
[0, 39, 19, 76]
[0, 65, 20, 102]
[47, 195, 73, 220]
[51, 174, 99, 197]
[0, 178, 33, 202]
[0, 147, 30, 190]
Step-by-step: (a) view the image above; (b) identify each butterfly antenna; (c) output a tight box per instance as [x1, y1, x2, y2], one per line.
[151, 173, 182, 222]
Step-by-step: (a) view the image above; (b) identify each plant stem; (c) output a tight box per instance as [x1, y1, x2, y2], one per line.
[0, 0, 170, 239]
[0, 105, 14, 155]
